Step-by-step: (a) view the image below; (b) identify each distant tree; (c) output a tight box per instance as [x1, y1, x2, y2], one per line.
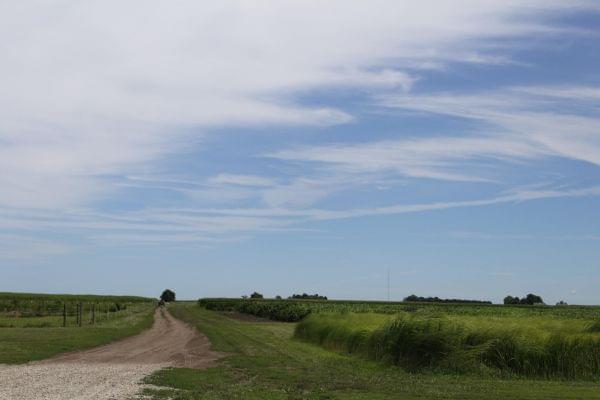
[275, 295, 282, 300]
[250, 291, 263, 299]
[289, 293, 328, 300]
[556, 300, 568, 306]
[403, 294, 491, 304]
[520, 293, 544, 305]
[503, 295, 520, 305]
[241, 295, 248, 299]
[160, 289, 176, 303]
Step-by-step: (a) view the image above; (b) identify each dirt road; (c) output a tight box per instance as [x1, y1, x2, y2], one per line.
[0, 307, 222, 400]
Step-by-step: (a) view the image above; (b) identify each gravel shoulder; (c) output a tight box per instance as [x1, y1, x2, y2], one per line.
[0, 307, 222, 400]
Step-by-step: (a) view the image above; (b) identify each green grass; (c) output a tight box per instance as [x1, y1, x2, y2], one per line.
[0, 303, 155, 364]
[0, 291, 154, 303]
[295, 312, 600, 380]
[0, 302, 152, 328]
[199, 298, 600, 321]
[0, 291, 155, 318]
[141, 303, 600, 399]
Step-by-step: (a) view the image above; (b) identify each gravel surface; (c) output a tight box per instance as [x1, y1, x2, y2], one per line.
[0, 308, 222, 400]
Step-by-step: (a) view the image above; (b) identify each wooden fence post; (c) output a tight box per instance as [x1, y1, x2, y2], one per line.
[78, 303, 82, 327]
[63, 303, 67, 327]
[92, 303, 95, 325]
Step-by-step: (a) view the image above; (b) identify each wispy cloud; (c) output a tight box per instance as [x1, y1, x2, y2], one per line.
[209, 174, 275, 187]
[1, 1, 595, 210]
[3, 184, 598, 257]
[1, 2, 600, 259]
[378, 85, 600, 166]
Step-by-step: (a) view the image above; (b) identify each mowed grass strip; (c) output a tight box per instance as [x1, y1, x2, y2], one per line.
[0, 304, 155, 364]
[142, 303, 600, 400]
[295, 312, 600, 380]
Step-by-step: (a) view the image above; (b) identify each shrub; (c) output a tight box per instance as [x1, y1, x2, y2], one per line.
[198, 298, 310, 322]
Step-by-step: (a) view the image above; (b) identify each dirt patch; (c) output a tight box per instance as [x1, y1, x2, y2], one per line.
[0, 307, 223, 400]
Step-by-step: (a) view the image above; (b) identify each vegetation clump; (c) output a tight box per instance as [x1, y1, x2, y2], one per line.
[160, 289, 176, 303]
[404, 295, 491, 304]
[503, 294, 545, 305]
[295, 312, 600, 380]
[289, 293, 328, 300]
[199, 298, 310, 322]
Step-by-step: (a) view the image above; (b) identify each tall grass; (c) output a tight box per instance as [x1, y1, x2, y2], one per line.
[295, 313, 600, 380]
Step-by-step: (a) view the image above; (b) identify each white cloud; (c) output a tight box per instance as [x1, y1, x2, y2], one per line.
[1, 183, 598, 257]
[209, 174, 275, 187]
[378, 86, 600, 166]
[269, 135, 548, 182]
[1, 1, 595, 209]
[0, 234, 73, 260]
[1, 1, 600, 257]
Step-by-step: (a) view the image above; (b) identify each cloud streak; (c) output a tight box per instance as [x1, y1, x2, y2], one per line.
[1, 1, 595, 209]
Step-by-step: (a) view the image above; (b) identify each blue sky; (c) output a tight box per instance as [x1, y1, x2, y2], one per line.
[1, 1, 599, 304]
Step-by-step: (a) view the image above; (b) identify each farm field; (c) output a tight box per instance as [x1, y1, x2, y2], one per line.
[0, 292, 155, 364]
[199, 298, 600, 380]
[199, 297, 600, 320]
[141, 302, 600, 399]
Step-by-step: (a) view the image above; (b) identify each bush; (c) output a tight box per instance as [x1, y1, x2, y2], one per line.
[504, 294, 544, 305]
[198, 298, 311, 322]
[404, 295, 491, 304]
[289, 293, 328, 300]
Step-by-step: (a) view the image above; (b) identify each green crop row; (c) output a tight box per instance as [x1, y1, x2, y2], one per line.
[198, 298, 311, 321]
[0, 292, 155, 317]
[198, 298, 600, 320]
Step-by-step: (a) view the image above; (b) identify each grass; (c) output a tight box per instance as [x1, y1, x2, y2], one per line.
[295, 312, 600, 380]
[0, 291, 154, 303]
[0, 303, 155, 364]
[141, 303, 600, 399]
[199, 298, 600, 320]
[0, 291, 155, 318]
[0, 302, 152, 328]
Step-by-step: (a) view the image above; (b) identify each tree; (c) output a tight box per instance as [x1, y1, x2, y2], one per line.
[521, 293, 544, 305]
[160, 289, 176, 302]
[250, 291, 263, 299]
[503, 295, 520, 305]
[289, 293, 328, 300]
[275, 295, 282, 300]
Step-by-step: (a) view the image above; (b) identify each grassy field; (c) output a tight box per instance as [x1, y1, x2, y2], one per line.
[0, 291, 155, 319]
[199, 298, 600, 321]
[0, 302, 155, 364]
[295, 312, 600, 380]
[142, 303, 600, 399]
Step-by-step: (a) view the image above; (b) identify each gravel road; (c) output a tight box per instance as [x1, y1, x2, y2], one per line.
[0, 307, 221, 400]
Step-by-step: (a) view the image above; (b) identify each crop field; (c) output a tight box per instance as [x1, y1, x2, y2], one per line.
[199, 298, 600, 381]
[199, 297, 600, 320]
[142, 303, 600, 399]
[0, 292, 155, 328]
[0, 292, 155, 364]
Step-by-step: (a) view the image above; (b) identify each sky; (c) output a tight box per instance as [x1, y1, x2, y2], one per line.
[1, 1, 600, 304]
